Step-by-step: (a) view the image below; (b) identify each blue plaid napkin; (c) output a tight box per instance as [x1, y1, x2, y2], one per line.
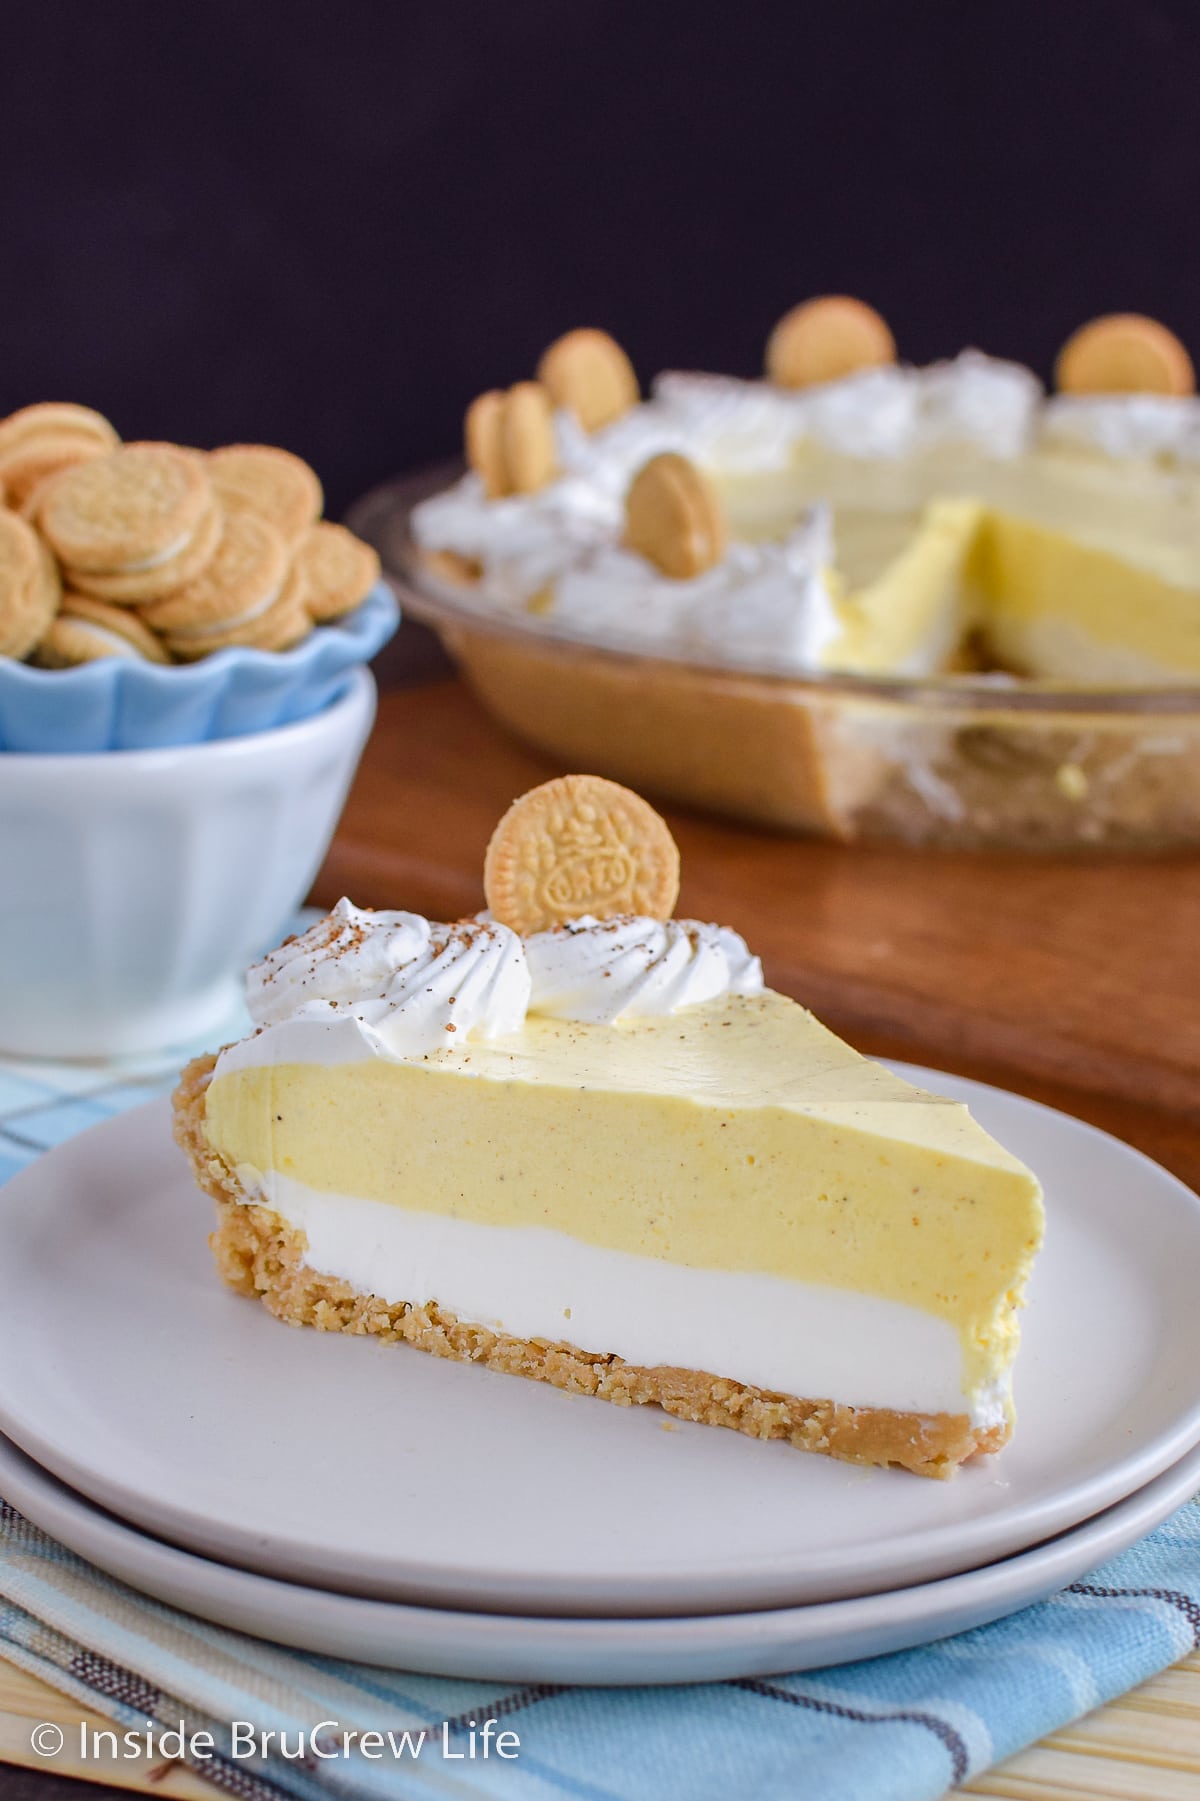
[2, 1012, 1199, 1801]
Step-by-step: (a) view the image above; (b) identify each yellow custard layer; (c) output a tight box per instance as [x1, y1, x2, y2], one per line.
[718, 446, 1200, 682]
[205, 993, 1044, 1395]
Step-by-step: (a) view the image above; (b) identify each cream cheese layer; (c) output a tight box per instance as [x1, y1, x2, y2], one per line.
[246, 1170, 999, 1423]
[205, 992, 1044, 1403]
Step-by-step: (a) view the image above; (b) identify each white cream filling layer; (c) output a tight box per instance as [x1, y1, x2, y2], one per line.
[987, 611, 1199, 685]
[65, 620, 148, 660]
[91, 522, 198, 577]
[244, 1169, 1003, 1425]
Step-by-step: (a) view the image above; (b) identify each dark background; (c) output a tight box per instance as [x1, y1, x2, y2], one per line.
[1, 0, 1197, 518]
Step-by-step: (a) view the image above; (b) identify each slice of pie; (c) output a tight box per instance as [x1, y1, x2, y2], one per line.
[175, 775, 1044, 1478]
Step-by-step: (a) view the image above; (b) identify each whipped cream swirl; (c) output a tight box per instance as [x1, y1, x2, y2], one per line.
[247, 900, 530, 1058]
[525, 915, 763, 1025]
[235, 900, 766, 1066]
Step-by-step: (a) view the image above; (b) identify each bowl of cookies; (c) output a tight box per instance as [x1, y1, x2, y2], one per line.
[0, 406, 394, 1054]
[0, 406, 397, 752]
[362, 303, 1200, 850]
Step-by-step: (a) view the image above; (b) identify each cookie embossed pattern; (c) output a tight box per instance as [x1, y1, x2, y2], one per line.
[0, 407, 397, 751]
[483, 774, 681, 934]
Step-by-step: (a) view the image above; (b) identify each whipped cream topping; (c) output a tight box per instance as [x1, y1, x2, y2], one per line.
[552, 506, 843, 672]
[555, 405, 693, 490]
[246, 900, 530, 1058]
[653, 351, 1042, 463]
[411, 463, 620, 609]
[1040, 393, 1200, 463]
[410, 352, 1044, 664]
[649, 372, 814, 471]
[916, 351, 1042, 458]
[234, 900, 765, 1067]
[525, 914, 763, 1025]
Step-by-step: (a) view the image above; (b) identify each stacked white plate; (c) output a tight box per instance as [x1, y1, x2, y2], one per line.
[2, 1066, 1199, 1685]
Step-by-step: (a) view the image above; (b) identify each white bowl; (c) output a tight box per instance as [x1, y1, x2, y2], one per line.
[0, 668, 376, 1057]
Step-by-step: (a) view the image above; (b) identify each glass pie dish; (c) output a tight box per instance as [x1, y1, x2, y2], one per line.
[353, 467, 1200, 852]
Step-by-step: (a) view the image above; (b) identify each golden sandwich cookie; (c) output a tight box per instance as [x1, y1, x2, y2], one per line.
[0, 403, 119, 511]
[0, 509, 62, 660]
[464, 383, 557, 498]
[484, 772, 681, 935]
[140, 511, 304, 657]
[35, 593, 171, 667]
[41, 442, 220, 602]
[537, 328, 640, 433]
[293, 521, 380, 622]
[502, 382, 558, 494]
[19, 471, 62, 524]
[208, 445, 323, 550]
[465, 390, 507, 499]
[624, 452, 726, 579]
[1055, 313, 1195, 396]
[164, 563, 312, 659]
[766, 295, 897, 388]
[69, 499, 224, 604]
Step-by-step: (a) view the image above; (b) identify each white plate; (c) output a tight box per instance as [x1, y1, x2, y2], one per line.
[2, 1430, 1198, 1685]
[1, 1069, 1199, 1618]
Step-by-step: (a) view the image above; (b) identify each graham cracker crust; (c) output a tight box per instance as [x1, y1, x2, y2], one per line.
[174, 1052, 1007, 1479]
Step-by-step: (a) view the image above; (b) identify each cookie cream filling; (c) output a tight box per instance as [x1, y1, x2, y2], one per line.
[164, 578, 287, 640]
[60, 620, 147, 660]
[100, 517, 208, 575]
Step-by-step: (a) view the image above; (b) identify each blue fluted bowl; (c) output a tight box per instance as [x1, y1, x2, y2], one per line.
[0, 581, 398, 753]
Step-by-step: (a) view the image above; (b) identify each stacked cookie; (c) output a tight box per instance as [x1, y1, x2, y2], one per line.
[463, 328, 641, 499]
[0, 405, 381, 668]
